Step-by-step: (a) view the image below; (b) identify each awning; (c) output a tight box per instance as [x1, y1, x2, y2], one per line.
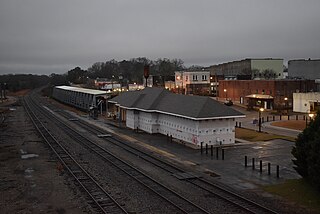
[246, 94, 274, 99]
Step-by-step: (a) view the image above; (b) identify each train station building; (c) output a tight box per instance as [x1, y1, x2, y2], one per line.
[108, 87, 244, 147]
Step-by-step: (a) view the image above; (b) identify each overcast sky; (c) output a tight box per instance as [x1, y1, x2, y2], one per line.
[1, 0, 320, 75]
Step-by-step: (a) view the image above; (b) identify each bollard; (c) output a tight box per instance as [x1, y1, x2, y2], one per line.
[303, 115, 306, 120]
[277, 165, 280, 178]
[260, 160, 262, 173]
[239, 122, 242, 128]
[206, 144, 208, 155]
[252, 158, 255, 169]
[273, 115, 275, 121]
[222, 149, 224, 160]
[211, 145, 213, 157]
[201, 142, 203, 154]
[280, 115, 282, 120]
[216, 147, 219, 160]
[296, 115, 298, 120]
[267, 116, 269, 122]
[268, 163, 271, 175]
[288, 115, 290, 120]
[236, 121, 238, 127]
[245, 156, 247, 167]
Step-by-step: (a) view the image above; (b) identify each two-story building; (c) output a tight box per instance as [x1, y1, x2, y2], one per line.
[175, 71, 210, 95]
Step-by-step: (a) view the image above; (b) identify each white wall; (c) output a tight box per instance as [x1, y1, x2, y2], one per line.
[293, 92, 320, 113]
[124, 108, 236, 146]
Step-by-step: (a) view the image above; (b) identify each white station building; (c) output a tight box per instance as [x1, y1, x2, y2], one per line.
[108, 87, 244, 146]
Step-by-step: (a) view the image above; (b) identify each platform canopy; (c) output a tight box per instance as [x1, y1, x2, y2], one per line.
[245, 94, 274, 99]
[55, 86, 106, 96]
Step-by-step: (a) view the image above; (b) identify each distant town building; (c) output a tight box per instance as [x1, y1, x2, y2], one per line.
[293, 92, 320, 113]
[218, 79, 317, 110]
[142, 75, 165, 88]
[175, 71, 210, 95]
[210, 58, 284, 80]
[288, 59, 320, 80]
[108, 87, 244, 146]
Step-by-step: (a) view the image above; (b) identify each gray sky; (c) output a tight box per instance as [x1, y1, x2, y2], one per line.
[1, 0, 320, 75]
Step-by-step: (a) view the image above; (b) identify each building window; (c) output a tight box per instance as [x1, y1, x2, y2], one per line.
[202, 75, 207, 81]
[193, 75, 198, 81]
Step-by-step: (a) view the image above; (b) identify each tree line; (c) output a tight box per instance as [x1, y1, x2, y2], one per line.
[0, 57, 199, 91]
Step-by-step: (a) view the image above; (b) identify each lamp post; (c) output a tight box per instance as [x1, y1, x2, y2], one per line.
[224, 89, 227, 100]
[284, 97, 288, 115]
[258, 108, 264, 132]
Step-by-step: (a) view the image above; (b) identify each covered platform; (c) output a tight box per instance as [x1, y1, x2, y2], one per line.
[52, 86, 107, 111]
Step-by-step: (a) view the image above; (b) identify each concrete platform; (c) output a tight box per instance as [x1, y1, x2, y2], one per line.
[65, 110, 301, 191]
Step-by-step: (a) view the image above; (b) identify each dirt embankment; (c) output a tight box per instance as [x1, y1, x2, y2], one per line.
[0, 102, 87, 213]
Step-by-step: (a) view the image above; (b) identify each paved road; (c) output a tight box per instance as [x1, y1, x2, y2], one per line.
[231, 105, 303, 138]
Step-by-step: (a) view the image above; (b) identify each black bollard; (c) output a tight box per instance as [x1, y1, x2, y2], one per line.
[273, 115, 275, 121]
[260, 160, 262, 173]
[211, 145, 213, 157]
[288, 115, 290, 120]
[252, 158, 255, 169]
[296, 115, 298, 120]
[216, 147, 219, 160]
[245, 156, 247, 167]
[201, 142, 203, 154]
[268, 163, 271, 175]
[239, 122, 242, 128]
[277, 165, 280, 178]
[236, 121, 238, 127]
[222, 149, 224, 160]
[280, 115, 282, 120]
[206, 144, 208, 155]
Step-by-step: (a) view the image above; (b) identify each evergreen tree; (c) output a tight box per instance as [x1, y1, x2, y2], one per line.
[292, 111, 320, 190]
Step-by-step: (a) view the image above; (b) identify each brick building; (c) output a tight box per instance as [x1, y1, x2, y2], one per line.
[218, 80, 317, 110]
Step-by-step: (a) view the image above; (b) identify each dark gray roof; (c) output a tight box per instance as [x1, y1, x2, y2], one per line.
[109, 87, 244, 120]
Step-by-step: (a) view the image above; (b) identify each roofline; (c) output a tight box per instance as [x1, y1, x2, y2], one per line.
[112, 103, 245, 120]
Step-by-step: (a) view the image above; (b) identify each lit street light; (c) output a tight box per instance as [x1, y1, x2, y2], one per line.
[284, 97, 288, 115]
[224, 89, 227, 100]
[258, 108, 264, 132]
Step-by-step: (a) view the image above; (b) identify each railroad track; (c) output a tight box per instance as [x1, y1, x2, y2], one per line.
[26, 94, 210, 214]
[59, 109, 279, 214]
[23, 97, 128, 214]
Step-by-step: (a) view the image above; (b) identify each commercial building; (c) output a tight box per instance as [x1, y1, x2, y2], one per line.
[218, 80, 317, 110]
[288, 59, 320, 80]
[175, 71, 211, 95]
[52, 86, 106, 111]
[108, 87, 244, 146]
[210, 58, 284, 80]
[293, 92, 320, 113]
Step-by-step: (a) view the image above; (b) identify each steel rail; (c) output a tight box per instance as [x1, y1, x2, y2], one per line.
[27, 94, 210, 214]
[23, 97, 128, 214]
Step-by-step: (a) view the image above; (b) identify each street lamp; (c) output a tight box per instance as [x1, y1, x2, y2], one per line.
[258, 108, 264, 132]
[284, 97, 288, 115]
[224, 89, 227, 100]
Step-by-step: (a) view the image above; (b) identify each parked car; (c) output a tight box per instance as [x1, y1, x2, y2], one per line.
[224, 100, 233, 106]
